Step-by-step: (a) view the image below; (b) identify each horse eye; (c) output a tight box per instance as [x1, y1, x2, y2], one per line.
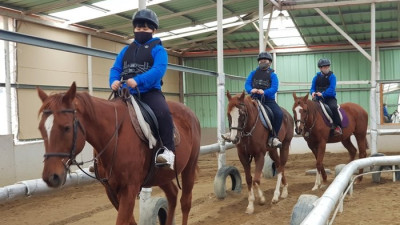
[64, 126, 71, 132]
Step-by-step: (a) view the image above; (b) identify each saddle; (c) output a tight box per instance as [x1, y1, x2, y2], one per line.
[256, 100, 274, 133]
[114, 88, 180, 149]
[317, 101, 349, 128]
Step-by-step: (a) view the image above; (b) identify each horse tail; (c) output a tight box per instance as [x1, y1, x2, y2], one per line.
[365, 138, 369, 150]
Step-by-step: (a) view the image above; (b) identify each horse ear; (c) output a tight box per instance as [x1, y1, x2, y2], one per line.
[239, 90, 245, 101]
[303, 93, 309, 101]
[62, 82, 77, 104]
[292, 92, 297, 99]
[37, 86, 48, 103]
[227, 90, 231, 100]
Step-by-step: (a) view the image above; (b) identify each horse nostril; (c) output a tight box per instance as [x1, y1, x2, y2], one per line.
[48, 174, 62, 187]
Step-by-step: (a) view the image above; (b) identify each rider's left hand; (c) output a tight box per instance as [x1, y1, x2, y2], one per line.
[256, 89, 264, 95]
[127, 78, 138, 88]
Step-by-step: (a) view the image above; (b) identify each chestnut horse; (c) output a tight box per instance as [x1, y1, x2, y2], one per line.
[37, 82, 201, 225]
[225, 91, 294, 214]
[292, 93, 368, 190]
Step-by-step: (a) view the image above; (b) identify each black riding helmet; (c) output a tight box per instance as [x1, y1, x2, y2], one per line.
[132, 9, 159, 29]
[318, 58, 331, 67]
[257, 52, 273, 62]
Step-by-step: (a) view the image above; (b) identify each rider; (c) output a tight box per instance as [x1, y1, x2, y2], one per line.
[245, 51, 283, 148]
[310, 58, 342, 135]
[109, 9, 175, 170]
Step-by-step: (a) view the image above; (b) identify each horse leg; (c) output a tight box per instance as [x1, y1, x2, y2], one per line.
[116, 185, 140, 225]
[354, 134, 368, 183]
[268, 149, 282, 203]
[253, 154, 266, 205]
[159, 182, 178, 225]
[312, 142, 328, 191]
[179, 162, 197, 225]
[341, 138, 357, 161]
[238, 150, 255, 214]
[278, 141, 290, 199]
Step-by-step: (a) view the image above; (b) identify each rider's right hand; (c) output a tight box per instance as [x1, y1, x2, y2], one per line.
[111, 80, 121, 91]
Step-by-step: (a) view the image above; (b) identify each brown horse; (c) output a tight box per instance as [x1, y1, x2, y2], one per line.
[37, 82, 201, 225]
[292, 93, 368, 190]
[224, 91, 294, 214]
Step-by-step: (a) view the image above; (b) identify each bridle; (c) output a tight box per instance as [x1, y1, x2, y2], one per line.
[43, 109, 86, 170]
[229, 102, 259, 140]
[42, 106, 122, 176]
[294, 101, 317, 136]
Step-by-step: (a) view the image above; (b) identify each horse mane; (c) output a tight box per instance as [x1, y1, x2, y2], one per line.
[38, 91, 97, 120]
[244, 96, 258, 114]
[307, 98, 320, 113]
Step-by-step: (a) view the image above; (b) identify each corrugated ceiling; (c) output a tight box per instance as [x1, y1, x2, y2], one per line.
[0, 0, 399, 56]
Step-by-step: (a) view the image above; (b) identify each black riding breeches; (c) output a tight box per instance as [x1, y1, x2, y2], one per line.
[139, 89, 175, 151]
[324, 97, 342, 127]
[263, 99, 283, 137]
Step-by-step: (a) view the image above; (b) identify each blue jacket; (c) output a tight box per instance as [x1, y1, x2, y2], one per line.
[383, 106, 389, 117]
[245, 67, 279, 100]
[109, 38, 168, 94]
[310, 72, 337, 98]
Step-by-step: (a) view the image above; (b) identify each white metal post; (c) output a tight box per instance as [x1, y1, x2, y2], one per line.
[3, 17, 12, 135]
[259, 0, 264, 53]
[87, 34, 93, 95]
[370, 3, 377, 155]
[217, 0, 226, 169]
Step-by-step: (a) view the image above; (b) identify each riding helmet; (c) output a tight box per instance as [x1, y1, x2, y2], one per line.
[132, 9, 159, 29]
[257, 52, 273, 62]
[318, 58, 331, 67]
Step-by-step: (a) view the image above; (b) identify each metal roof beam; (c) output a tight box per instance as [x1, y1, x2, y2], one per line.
[23, 0, 88, 15]
[283, 0, 400, 10]
[0, 8, 130, 45]
[315, 7, 371, 61]
[98, 0, 246, 33]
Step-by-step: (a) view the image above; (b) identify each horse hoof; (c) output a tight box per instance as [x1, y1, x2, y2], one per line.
[245, 207, 254, 214]
[259, 198, 266, 205]
[311, 186, 318, 191]
[271, 198, 279, 204]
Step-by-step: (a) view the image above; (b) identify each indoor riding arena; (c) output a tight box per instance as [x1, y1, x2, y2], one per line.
[0, 1, 400, 225]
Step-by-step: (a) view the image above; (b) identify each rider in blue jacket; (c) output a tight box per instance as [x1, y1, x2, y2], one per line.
[310, 58, 342, 135]
[245, 52, 282, 148]
[109, 9, 175, 170]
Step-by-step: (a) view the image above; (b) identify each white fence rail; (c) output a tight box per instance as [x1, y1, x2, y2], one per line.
[301, 155, 400, 225]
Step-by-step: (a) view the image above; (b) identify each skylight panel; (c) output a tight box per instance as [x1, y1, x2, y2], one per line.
[272, 37, 305, 47]
[204, 16, 240, 27]
[170, 25, 205, 34]
[160, 21, 244, 41]
[50, 6, 104, 23]
[50, 0, 170, 24]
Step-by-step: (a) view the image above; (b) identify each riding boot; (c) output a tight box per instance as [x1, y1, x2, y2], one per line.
[156, 147, 175, 170]
[334, 126, 342, 136]
[268, 137, 282, 148]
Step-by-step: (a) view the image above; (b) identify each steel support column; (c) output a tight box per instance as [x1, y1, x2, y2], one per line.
[217, 0, 226, 169]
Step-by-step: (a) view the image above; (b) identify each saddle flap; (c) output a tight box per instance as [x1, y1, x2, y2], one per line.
[318, 101, 349, 128]
[127, 97, 180, 148]
[257, 100, 273, 132]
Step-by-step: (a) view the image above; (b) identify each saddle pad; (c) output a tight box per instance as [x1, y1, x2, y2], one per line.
[257, 100, 273, 132]
[319, 102, 349, 128]
[127, 97, 180, 148]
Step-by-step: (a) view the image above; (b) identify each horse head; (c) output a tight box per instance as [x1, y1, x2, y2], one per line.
[292, 92, 310, 135]
[226, 90, 248, 144]
[37, 82, 87, 188]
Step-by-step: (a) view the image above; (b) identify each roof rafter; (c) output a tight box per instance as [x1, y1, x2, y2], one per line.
[23, 0, 89, 15]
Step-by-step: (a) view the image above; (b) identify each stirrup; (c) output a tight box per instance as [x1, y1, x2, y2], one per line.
[155, 147, 170, 168]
